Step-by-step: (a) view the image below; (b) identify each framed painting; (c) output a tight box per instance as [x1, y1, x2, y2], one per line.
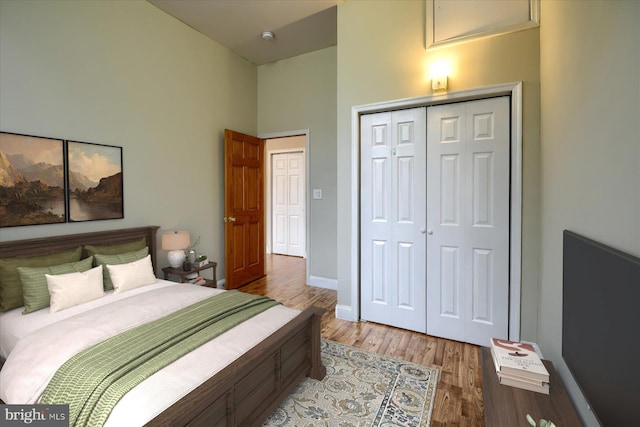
[0, 132, 67, 227]
[67, 140, 123, 222]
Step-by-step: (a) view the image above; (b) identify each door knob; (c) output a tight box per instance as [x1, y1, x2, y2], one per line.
[224, 217, 237, 223]
[420, 228, 426, 234]
[427, 229, 434, 235]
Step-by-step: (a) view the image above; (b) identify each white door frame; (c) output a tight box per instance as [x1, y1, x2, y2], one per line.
[344, 82, 523, 342]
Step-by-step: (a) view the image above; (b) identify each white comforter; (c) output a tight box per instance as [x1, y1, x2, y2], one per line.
[0, 280, 299, 426]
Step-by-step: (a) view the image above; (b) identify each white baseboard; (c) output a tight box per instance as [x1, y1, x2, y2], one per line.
[307, 275, 337, 290]
[335, 304, 358, 322]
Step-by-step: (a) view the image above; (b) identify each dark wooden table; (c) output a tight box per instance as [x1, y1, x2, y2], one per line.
[481, 347, 583, 426]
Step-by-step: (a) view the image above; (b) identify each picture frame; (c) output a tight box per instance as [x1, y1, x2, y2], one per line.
[67, 140, 123, 222]
[0, 132, 67, 227]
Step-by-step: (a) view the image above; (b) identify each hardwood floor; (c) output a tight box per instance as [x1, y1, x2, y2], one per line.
[239, 254, 485, 427]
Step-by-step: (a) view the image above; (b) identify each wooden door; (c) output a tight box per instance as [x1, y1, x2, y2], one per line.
[224, 129, 265, 289]
[360, 107, 427, 333]
[426, 97, 510, 346]
[272, 151, 305, 257]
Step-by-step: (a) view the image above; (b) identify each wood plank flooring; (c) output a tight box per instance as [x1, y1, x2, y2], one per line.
[239, 254, 485, 427]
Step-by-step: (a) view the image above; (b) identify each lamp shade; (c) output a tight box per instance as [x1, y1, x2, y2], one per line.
[161, 230, 190, 250]
[162, 230, 190, 268]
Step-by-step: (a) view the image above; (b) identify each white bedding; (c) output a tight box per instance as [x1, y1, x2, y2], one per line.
[0, 280, 180, 359]
[0, 279, 299, 426]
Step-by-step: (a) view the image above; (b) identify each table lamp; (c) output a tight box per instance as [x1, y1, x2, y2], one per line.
[161, 230, 190, 268]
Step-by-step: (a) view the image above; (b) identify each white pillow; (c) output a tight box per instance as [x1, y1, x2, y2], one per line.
[107, 255, 157, 293]
[46, 265, 105, 313]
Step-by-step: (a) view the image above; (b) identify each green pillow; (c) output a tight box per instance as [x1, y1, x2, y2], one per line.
[18, 256, 94, 314]
[84, 237, 147, 257]
[0, 247, 83, 312]
[94, 247, 149, 291]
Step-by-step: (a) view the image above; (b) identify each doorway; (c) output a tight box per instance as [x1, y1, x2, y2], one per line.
[265, 135, 307, 258]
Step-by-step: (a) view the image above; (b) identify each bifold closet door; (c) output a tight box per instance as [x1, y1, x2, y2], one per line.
[360, 107, 427, 333]
[426, 97, 510, 346]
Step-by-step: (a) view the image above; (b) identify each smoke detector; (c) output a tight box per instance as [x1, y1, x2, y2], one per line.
[261, 31, 275, 41]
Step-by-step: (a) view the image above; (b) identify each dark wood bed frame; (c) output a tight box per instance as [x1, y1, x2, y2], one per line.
[0, 226, 326, 426]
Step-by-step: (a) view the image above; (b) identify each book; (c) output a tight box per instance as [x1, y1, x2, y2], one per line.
[490, 338, 549, 382]
[187, 276, 207, 286]
[497, 372, 550, 395]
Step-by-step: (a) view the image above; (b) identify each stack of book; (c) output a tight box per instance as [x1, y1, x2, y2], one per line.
[187, 277, 207, 286]
[490, 338, 550, 394]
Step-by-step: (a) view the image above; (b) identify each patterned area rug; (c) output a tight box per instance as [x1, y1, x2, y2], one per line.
[263, 339, 439, 427]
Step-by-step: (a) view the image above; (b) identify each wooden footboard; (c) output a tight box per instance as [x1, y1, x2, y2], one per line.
[148, 305, 326, 427]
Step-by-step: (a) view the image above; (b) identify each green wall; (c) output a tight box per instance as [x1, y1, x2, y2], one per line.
[258, 46, 338, 282]
[0, 0, 257, 281]
[539, 1, 640, 425]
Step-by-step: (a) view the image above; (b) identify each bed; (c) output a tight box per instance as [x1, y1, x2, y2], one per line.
[0, 226, 325, 426]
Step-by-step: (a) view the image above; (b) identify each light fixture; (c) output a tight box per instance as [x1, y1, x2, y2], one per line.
[261, 31, 274, 41]
[432, 75, 448, 92]
[429, 59, 451, 93]
[161, 230, 190, 268]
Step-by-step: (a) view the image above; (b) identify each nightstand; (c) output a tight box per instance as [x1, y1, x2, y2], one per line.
[162, 262, 217, 287]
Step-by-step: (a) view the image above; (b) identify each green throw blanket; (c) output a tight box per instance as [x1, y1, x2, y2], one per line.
[40, 290, 280, 427]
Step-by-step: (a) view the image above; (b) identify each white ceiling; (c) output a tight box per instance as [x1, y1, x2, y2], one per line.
[147, 0, 342, 65]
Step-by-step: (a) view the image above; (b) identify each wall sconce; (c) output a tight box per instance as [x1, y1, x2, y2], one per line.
[429, 59, 451, 92]
[432, 75, 448, 92]
[161, 230, 190, 268]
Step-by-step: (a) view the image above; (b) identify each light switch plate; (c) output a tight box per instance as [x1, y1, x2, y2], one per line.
[313, 189, 322, 200]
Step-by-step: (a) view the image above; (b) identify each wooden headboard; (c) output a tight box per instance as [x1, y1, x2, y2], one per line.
[0, 226, 161, 270]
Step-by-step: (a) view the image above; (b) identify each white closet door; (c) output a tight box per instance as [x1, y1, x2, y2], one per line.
[272, 152, 305, 257]
[360, 108, 427, 333]
[426, 97, 510, 346]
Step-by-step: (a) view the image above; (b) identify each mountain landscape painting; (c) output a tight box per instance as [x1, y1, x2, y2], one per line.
[0, 132, 66, 227]
[67, 141, 123, 222]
